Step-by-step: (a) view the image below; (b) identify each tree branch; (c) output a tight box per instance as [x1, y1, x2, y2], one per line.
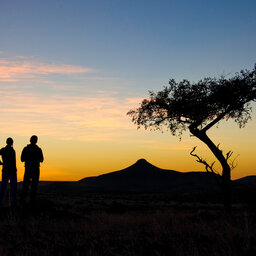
[226, 151, 239, 170]
[190, 146, 221, 187]
[201, 111, 227, 133]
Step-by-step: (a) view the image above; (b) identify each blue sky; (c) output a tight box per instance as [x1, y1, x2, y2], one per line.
[1, 0, 256, 84]
[0, 0, 256, 180]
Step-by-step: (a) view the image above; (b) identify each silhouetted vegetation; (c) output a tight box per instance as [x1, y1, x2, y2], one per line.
[128, 65, 256, 211]
[0, 192, 255, 256]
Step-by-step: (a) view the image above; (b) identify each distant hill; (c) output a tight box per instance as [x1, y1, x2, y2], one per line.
[233, 175, 256, 187]
[77, 159, 220, 193]
[31, 159, 255, 202]
[1, 159, 253, 196]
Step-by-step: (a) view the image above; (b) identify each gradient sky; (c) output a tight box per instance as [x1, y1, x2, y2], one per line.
[0, 0, 256, 181]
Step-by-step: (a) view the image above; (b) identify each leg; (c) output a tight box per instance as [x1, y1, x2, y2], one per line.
[21, 168, 31, 202]
[0, 172, 9, 206]
[31, 167, 40, 203]
[10, 174, 17, 206]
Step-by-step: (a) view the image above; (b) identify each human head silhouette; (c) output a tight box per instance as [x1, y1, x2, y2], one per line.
[6, 137, 13, 146]
[30, 135, 38, 145]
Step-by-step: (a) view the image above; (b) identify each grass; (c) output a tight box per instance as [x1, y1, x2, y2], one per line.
[0, 192, 255, 256]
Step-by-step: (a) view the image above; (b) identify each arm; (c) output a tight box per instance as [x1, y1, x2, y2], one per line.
[21, 147, 26, 162]
[39, 148, 44, 163]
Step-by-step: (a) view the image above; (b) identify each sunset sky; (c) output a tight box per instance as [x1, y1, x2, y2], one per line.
[0, 0, 256, 181]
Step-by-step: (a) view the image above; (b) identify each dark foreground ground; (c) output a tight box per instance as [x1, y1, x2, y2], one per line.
[0, 191, 255, 256]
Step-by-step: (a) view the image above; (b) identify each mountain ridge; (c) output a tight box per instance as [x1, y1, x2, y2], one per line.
[78, 158, 220, 193]
[37, 159, 255, 194]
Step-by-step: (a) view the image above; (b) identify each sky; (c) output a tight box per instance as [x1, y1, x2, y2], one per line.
[0, 0, 256, 181]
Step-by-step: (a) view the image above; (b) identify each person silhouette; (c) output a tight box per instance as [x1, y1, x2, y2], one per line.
[21, 135, 44, 203]
[0, 137, 17, 206]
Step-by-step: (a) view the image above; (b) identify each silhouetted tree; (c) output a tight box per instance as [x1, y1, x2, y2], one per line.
[127, 65, 256, 211]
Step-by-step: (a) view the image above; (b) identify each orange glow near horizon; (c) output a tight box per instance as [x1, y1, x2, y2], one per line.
[1, 95, 255, 182]
[13, 118, 256, 182]
[0, 57, 255, 182]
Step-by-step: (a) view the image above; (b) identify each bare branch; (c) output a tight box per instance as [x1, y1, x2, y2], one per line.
[224, 150, 239, 170]
[226, 151, 233, 160]
[190, 147, 218, 174]
[228, 153, 239, 170]
[190, 146, 221, 187]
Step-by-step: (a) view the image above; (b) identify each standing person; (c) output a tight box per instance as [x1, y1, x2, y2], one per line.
[0, 138, 17, 206]
[21, 135, 44, 203]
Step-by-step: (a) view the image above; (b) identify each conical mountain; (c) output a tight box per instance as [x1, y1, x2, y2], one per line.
[36, 159, 253, 196]
[79, 159, 219, 193]
[117, 158, 178, 175]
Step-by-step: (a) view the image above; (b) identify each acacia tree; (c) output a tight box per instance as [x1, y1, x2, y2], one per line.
[127, 65, 256, 211]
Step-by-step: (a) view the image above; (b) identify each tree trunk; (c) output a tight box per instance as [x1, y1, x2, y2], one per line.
[190, 128, 231, 212]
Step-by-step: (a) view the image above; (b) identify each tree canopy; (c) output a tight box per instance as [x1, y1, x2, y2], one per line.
[128, 65, 256, 137]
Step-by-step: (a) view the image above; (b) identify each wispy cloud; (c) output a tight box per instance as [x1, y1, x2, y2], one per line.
[0, 57, 95, 82]
[0, 90, 138, 141]
[0, 55, 144, 142]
